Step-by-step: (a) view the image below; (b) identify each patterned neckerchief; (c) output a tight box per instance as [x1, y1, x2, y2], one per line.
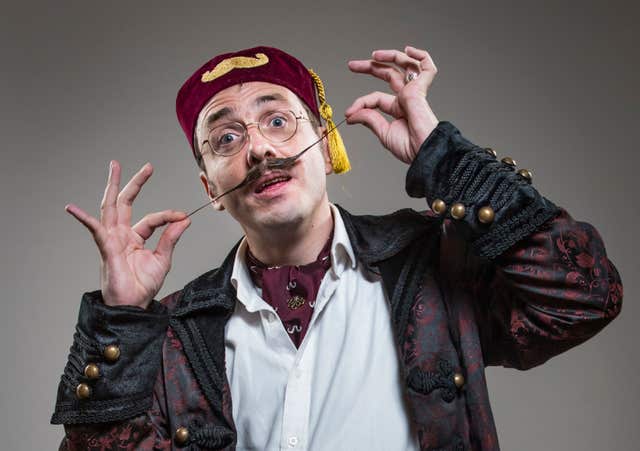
[245, 234, 333, 348]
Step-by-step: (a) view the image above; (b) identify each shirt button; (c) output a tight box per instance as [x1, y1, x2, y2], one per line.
[288, 436, 299, 447]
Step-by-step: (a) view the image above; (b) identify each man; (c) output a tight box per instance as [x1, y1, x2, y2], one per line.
[51, 45, 622, 450]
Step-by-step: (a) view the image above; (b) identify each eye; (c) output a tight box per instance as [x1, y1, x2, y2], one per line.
[211, 124, 243, 148]
[267, 114, 288, 128]
[218, 133, 237, 145]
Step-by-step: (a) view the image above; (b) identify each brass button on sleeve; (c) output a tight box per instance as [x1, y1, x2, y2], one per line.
[517, 168, 533, 182]
[450, 203, 466, 220]
[84, 363, 100, 379]
[485, 147, 497, 157]
[478, 206, 495, 224]
[431, 199, 447, 215]
[76, 383, 91, 399]
[174, 427, 190, 446]
[103, 345, 121, 363]
[501, 156, 516, 167]
[454, 373, 465, 389]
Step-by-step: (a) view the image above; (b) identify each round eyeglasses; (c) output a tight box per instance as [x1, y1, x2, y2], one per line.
[201, 110, 310, 157]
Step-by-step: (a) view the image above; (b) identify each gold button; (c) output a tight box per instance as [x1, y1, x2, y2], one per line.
[454, 373, 465, 389]
[450, 203, 466, 220]
[174, 427, 189, 446]
[485, 147, 497, 157]
[103, 345, 120, 363]
[431, 199, 447, 215]
[501, 156, 516, 167]
[517, 168, 532, 182]
[84, 363, 100, 379]
[76, 383, 91, 399]
[477, 206, 495, 224]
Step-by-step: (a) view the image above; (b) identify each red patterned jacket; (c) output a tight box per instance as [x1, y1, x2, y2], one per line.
[51, 122, 623, 450]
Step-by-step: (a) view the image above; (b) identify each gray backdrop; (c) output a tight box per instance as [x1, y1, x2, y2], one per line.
[1, 1, 638, 449]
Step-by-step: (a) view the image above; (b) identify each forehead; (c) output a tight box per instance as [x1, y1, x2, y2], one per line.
[196, 81, 304, 128]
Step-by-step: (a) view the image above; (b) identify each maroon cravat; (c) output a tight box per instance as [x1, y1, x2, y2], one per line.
[246, 235, 332, 348]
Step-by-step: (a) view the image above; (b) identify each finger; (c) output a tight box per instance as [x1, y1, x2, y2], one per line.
[132, 210, 188, 241]
[345, 91, 399, 118]
[348, 60, 405, 93]
[65, 203, 106, 245]
[100, 161, 121, 227]
[405, 46, 437, 73]
[117, 162, 153, 226]
[154, 218, 191, 263]
[371, 49, 421, 73]
[346, 108, 390, 141]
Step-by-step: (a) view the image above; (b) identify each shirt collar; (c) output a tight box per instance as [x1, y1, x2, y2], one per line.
[329, 203, 357, 275]
[231, 203, 357, 309]
[230, 237, 268, 313]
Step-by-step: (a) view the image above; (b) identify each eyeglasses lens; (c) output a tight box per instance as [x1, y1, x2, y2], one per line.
[208, 110, 299, 156]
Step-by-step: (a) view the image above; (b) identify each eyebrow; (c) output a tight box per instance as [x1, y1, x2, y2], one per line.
[204, 93, 289, 128]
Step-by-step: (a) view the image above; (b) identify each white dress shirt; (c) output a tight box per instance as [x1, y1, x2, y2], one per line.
[226, 204, 420, 451]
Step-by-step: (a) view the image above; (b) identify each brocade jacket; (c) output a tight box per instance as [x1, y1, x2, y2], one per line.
[51, 122, 623, 450]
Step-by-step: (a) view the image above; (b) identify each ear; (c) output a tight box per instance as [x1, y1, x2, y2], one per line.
[199, 171, 225, 211]
[318, 126, 333, 175]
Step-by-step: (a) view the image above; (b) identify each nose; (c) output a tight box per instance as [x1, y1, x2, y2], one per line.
[245, 124, 277, 166]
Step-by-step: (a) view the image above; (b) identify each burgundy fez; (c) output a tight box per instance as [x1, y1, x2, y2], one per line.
[176, 46, 320, 158]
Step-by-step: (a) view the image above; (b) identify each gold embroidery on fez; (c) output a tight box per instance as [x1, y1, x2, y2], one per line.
[287, 296, 306, 310]
[201, 53, 269, 82]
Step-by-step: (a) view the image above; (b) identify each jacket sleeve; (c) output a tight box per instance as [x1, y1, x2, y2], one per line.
[51, 291, 173, 448]
[57, 373, 172, 449]
[406, 121, 623, 370]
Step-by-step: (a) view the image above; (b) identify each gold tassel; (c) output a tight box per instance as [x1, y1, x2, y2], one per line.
[308, 69, 351, 174]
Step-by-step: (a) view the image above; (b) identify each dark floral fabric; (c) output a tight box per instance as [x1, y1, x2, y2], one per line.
[397, 208, 622, 450]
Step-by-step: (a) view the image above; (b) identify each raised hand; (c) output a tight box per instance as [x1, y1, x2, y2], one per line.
[345, 45, 440, 164]
[64, 161, 191, 309]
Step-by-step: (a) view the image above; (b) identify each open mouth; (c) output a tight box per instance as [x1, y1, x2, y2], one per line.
[254, 174, 292, 194]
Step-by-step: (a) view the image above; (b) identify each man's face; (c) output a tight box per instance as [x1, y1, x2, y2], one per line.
[196, 81, 332, 234]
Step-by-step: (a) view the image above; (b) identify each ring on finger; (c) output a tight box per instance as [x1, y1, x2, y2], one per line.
[405, 71, 419, 83]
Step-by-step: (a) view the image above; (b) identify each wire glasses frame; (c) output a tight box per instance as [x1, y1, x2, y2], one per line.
[200, 109, 311, 158]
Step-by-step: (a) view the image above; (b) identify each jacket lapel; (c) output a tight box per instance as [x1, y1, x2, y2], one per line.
[169, 240, 241, 438]
[335, 204, 435, 267]
[336, 205, 441, 343]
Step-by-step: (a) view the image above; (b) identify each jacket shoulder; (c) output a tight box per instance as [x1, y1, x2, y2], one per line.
[335, 204, 440, 264]
[160, 239, 241, 314]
